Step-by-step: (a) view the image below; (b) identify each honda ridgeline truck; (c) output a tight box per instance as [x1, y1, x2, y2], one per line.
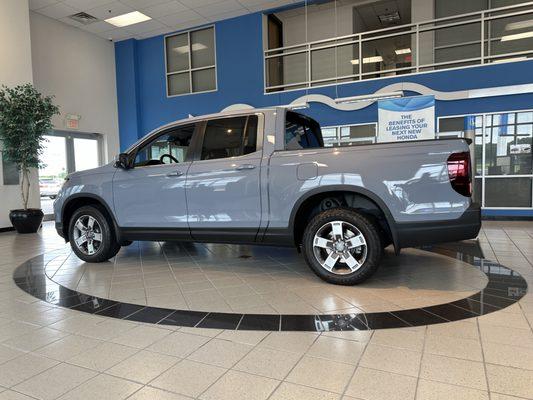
[54, 108, 481, 285]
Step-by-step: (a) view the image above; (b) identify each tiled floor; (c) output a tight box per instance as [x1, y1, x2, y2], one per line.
[43, 239, 488, 315]
[0, 221, 531, 399]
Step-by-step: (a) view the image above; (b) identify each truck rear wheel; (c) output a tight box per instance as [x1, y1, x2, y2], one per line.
[68, 205, 120, 263]
[302, 208, 382, 285]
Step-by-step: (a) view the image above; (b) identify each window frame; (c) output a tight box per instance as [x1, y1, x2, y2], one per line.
[437, 108, 533, 210]
[129, 122, 201, 169]
[192, 113, 265, 162]
[164, 25, 218, 98]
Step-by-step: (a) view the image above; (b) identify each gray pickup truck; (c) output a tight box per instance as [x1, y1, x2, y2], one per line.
[54, 107, 480, 285]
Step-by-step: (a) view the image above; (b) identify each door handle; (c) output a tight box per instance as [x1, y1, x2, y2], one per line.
[166, 170, 184, 177]
[235, 164, 256, 171]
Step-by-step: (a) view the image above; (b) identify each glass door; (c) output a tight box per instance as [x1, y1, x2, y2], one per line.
[39, 131, 102, 217]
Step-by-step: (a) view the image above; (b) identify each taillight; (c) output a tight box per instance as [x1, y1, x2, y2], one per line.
[447, 152, 472, 197]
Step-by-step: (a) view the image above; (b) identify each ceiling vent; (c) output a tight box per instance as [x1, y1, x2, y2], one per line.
[378, 11, 401, 24]
[69, 12, 99, 25]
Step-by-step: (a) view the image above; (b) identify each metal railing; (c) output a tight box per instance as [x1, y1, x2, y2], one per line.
[264, 2, 533, 93]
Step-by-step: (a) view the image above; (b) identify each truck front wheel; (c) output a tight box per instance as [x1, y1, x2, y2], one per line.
[68, 205, 121, 263]
[302, 208, 382, 285]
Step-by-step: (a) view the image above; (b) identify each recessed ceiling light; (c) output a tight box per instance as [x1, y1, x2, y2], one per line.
[501, 31, 533, 41]
[105, 11, 151, 28]
[350, 56, 383, 64]
[395, 48, 411, 55]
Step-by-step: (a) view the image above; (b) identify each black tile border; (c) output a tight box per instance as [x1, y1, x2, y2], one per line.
[12, 241, 528, 332]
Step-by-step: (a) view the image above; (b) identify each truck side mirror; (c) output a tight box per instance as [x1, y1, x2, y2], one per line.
[114, 153, 132, 169]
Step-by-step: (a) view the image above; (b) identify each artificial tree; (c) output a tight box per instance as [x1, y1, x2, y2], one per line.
[0, 84, 59, 232]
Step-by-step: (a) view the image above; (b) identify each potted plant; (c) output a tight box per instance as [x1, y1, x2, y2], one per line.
[0, 84, 59, 233]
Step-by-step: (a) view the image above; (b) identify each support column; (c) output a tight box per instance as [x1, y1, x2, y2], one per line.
[0, 0, 39, 229]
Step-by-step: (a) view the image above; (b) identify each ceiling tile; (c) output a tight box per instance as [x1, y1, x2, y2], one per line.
[141, 1, 189, 18]
[206, 8, 250, 22]
[80, 20, 116, 33]
[96, 28, 131, 41]
[119, 0, 170, 9]
[195, 0, 245, 18]
[36, 2, 79, 18]
[134, 27, 173, 40]
[246, 0, 295, 13]
[179, 0, 227, 8]
[29, 0, 59, 10]
[86, 1, 135, 20]
[157, 9, 203, 26]
[63, 0, 112, 11]
[175, 17, 212, 31]
[125, 19, 166, 34]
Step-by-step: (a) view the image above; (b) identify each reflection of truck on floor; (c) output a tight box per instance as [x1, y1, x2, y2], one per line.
[54, 107, 481, 285]
[39, 178, 63, 199]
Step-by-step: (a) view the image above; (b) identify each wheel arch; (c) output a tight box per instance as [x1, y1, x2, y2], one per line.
[289, 185, 399, 251]
[61, 194, 121, 242]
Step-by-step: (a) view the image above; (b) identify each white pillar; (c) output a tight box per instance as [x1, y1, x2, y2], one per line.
[412, 0, 435, 68]
[0, 0, 40, 229]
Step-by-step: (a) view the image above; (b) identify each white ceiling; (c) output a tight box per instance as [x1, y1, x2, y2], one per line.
[30, 0, 300, 41]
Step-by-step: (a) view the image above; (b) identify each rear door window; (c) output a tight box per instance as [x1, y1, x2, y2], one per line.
[200, 115, 258, 160]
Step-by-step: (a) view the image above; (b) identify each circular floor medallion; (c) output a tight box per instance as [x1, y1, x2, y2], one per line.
[13, 241, 528, 331]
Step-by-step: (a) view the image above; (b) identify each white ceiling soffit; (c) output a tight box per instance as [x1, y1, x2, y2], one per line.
[30, 0, 301, 41]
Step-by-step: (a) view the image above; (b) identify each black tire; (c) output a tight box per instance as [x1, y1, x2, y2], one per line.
[302, 208, 382, 285]
[68, 205, 120, 263]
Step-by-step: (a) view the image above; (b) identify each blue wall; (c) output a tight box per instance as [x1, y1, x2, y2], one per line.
[114, 9, 533, 217]
[115, 11, 533, 144]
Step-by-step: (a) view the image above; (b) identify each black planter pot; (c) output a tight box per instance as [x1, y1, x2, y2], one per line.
[9, 209, 44, 234]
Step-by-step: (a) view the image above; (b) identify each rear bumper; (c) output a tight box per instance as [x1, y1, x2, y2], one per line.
[395, 203, 481, 249]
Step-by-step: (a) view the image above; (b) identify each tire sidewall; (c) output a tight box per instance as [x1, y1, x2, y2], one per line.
[68, 205, 116, 262]
[302, 208, 382, 285]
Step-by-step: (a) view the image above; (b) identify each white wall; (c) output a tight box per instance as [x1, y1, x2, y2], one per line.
[0, 0, 40, 229]
[30, 12, 120, 162]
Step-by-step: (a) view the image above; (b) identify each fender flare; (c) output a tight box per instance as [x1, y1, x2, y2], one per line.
[61, 193, 122, 242]
[288, 185, 399, 250]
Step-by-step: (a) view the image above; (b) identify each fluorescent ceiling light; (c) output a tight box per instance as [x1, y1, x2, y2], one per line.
[501, 31, 533, 41]
[173, 43, 207, 54]
[335, 91, 404, 104]
[505, 19, 533, 31]
[395, 48, 411, 55]
[105, 11, 151, 27]
[350, 56, 383, 65]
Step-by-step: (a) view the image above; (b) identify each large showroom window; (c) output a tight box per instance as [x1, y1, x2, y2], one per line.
[264, 0, 532, 92]
[438, 110, 533, 209]
[322, 123, 377, 147]
[165, 26, 217, 96]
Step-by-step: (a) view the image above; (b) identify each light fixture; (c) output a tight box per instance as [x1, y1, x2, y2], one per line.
[395, 48, 411, 55]
[105, 11, 151, 27]
[505, 19, 533, 31]
[501, 31, 533, 41]
[335, 91, 404, 104]
[350, 56, 383, 65]
[378, 11, 400, 24]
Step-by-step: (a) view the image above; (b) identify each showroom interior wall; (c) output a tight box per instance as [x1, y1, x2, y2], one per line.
[0, 2, 120, 230]
[30, 12, 120, 163]
[0, 0, 40, 229]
